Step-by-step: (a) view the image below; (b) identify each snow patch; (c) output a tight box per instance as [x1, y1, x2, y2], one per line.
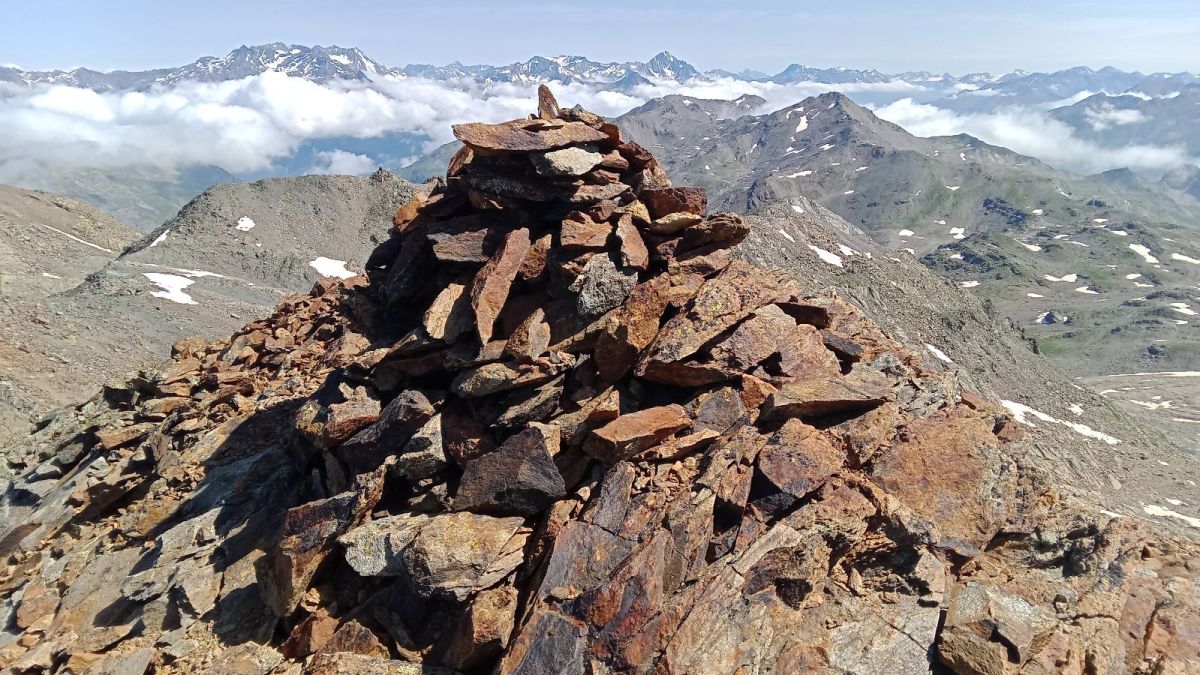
[235, 217, 256, 232]
[1129, 244, 1158, 263]
[925, 344, 954, 364]
[1168, 302, 1195, 316]
[784, 170, 813, 178]
[777, 229, 796, 243]
[1026, 293, 1044, 298]
[950, 227, 965, 239]
[1125, 273, 1142, 280]
[1074, 286, 1099, 295]
[1171, 253, 1200, 264]
[1092, 218, 1108, 224]
[790, 204, 805, 214]
[1142, 504, 1200, 529]
[1128, 399, 1172, 410]
[309, 257, 356, 279]
[1031, 208, 1044, 215]
[807, 245, 843, 267]
[150, 230, 168, 247]
[1014, 239, 1042, 252]
[960, 280, 980, 288]
[898, 229, 915, 237]
[1002, 400, 1120, 445]
[945, 185, 960, 191]
[1043, 273, 1078, 282]
[32, 222, 115, 253]
[143, 273, 197, 305]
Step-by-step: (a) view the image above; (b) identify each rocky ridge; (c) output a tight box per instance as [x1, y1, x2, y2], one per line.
[0, 172, 422, 448]
[1, 89, 1197, 674]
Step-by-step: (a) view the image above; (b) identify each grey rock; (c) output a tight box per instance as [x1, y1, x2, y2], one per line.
[339, 390, 437, 475]
[396, 413, 449, 480]
[404, 512, 527, 600]
[569, 253, 637, 323]
[339, 513, 428, 577]
[530, 146, 605, 177]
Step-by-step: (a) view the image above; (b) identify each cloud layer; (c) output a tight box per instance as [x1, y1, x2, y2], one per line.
[0, 72, 1193, 185]
[872, 98, 1193, 175]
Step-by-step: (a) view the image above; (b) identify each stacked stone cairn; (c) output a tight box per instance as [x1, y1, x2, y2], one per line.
[0, 87, 1196, 674]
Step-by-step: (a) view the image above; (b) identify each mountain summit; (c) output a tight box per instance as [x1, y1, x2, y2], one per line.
[1, 88, 1196, 673]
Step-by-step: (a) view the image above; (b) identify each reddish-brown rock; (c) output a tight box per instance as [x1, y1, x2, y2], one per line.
[757, 419, 844, 499]
[614, 214, 649, 271]
[453, 118, 610, 152]
[268, 468, 384, 615]
[761, 367, 893, 421]
[470, 228, 531, 343]
[536, 84, 560, 120]
[638, 260, 799, 380]
[640, 186, 707, 219]
[593, 276, 670, 382]
[869, 414, 1017, 556]
[502, 308, 552, 362]
[423, 282, 473, 342]
[559, 212, 611, 249]
[583, 404, 691, 463]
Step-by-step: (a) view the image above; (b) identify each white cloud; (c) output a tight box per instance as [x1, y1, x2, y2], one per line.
[0, 73, 650, 182]
[0, 73, 932, 183]
[308, 149, 377, 175]
[1083, 103, 1148, 131]
[872, 98, 1193, 175]
[0, 71, 1190, 184]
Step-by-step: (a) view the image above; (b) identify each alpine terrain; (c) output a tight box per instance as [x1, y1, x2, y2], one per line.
[1, 90, 1196, 674]
[0, 172, 423, 447]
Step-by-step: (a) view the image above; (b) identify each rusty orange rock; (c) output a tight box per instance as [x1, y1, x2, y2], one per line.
[583, 404, 691, 463]
[453, 118, 610, 152]
[470, 228, 531, 344]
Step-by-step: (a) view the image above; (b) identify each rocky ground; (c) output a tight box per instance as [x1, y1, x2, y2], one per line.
[734, 197, 1200, 535]
[0, 186, 141, 447]
[0, 172, 423, 449]
[1085, 370, 1200, 456]
[1, 89, 1196, 674]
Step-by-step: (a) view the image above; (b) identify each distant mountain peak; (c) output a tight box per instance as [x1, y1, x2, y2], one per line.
[641, 51, 700, 81]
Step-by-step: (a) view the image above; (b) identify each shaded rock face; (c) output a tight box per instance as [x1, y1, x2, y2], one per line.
[1, 88, 1198, 674]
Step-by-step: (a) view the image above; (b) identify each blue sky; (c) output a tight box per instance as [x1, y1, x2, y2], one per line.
[4, 0, 1199, 73]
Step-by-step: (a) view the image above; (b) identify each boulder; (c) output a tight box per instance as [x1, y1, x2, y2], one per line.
[454, 424, 566, 516]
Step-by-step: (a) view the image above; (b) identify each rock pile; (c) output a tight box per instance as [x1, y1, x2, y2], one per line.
[1, 88, 1198, 674]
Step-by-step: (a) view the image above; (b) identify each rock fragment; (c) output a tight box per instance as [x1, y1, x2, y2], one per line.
[454, 423, 566, 516]
[584, 404, 691, 463]
[471, 228, 532, 344]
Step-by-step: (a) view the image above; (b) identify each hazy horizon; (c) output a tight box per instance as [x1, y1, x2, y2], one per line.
[5, 0, 1199, 74]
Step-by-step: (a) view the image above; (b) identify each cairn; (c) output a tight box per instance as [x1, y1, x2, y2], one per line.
[1, 87, 1197, 675]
